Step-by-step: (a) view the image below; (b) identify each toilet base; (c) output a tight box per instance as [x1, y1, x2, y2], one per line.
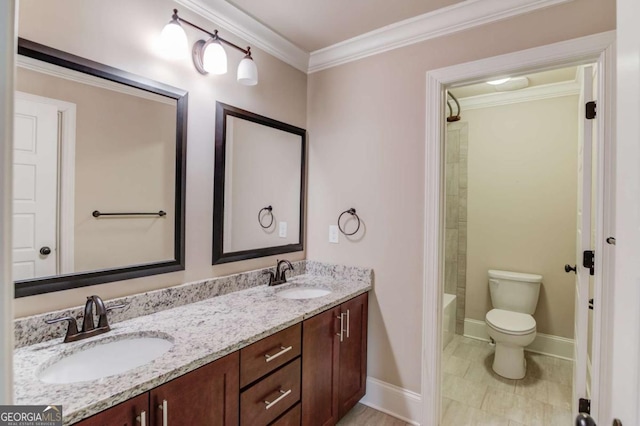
[492, 343, 526, 380]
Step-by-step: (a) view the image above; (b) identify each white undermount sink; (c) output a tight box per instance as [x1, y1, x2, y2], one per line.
[38, 335, 173, 384]
[276, 285, 331, 300]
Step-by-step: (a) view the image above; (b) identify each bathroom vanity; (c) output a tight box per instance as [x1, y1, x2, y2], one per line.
[13, 263, 371, 425]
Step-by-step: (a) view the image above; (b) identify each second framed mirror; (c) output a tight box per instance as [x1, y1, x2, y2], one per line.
[213, 102, 306, 264]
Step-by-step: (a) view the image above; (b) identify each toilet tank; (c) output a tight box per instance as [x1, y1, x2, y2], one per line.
[488, 270, 542, 314]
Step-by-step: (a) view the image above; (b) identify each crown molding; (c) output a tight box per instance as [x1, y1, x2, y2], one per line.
[457, 80, 580, 110]
[173, 0, 575, 74]
[17, 56, 176, 106]
[308, 0, 574, 73]
[175, 0, 309, 72]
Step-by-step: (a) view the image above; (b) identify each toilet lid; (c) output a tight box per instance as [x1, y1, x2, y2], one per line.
[486, 309, 536, 335]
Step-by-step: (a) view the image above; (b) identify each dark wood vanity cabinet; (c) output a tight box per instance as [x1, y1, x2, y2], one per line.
[73, 293, 368, 426]
[74, 393, 149, 426]
[74, 352, 239, 426]
[301, 292, 368, 425]
[240, 324, 302, 426]
[150, 351, 239, 426]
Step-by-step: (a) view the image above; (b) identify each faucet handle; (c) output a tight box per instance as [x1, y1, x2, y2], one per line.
[106, 303, 127, 312]
[45, 316, 79, 343]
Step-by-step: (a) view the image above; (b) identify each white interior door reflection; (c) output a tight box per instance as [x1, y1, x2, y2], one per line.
[13, 96, 61, 280]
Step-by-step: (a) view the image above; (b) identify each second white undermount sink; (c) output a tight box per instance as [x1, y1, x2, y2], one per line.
[38, 335, 173, 384]
[276, 285, 331, 300]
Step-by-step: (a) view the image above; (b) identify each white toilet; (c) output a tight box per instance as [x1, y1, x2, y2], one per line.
[485, 269, 542, 380]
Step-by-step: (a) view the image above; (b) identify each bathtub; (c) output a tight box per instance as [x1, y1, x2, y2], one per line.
[443, 293, 457, 350]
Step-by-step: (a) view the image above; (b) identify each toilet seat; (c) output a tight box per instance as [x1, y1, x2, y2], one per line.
[486, 309, 536, 336]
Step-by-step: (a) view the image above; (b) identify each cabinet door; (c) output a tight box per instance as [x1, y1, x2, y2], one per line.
[338, 292, 368, 419]
[74, 393, 148, 426]
[150, 352, 239, 426]
[301, 306, 341, 426]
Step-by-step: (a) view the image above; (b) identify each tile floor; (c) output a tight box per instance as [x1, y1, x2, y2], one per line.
[337, 334, 573, 425]
[441, 334, 573, 425]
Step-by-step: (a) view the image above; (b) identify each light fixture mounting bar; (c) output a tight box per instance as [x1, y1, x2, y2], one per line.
[172, 9, 251, 56]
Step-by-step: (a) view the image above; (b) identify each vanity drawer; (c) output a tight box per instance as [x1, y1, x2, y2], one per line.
[271, 403, 301, 426]
[241, 323, 301, 387]
[241, 358, 301, 426]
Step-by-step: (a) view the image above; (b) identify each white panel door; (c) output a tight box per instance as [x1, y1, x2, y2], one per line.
[572, 65, 594, 417]
[13, 98, 58, 280]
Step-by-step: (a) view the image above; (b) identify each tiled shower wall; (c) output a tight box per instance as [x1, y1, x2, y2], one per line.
[445, 121, 468, 335]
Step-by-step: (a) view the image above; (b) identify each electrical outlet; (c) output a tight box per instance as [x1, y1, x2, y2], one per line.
[279, 221, 287, 238]
[329, 225, 339, 243]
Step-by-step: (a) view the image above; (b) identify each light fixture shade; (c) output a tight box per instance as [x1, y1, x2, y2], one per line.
[237, 56, 258, 86]
[487, 77, 511, 85]
[202, 40, 227, 75]
[159, 20, 188, 60]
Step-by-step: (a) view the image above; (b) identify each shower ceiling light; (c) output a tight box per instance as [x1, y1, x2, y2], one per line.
[160, 9, 258, 86]
[487, 77, 511, 85]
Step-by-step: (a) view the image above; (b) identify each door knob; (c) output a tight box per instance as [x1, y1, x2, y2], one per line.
[565, 264, 577, 274]
[575, 413, 596, 426]
[39, 246, 51, 256]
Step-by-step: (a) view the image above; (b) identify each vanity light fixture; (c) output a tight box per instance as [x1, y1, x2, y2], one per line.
[160, 9, 258, 86]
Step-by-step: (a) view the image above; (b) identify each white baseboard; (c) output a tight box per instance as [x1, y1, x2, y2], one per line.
[360, 376, 422, 425]
[463, 318, 574, 360]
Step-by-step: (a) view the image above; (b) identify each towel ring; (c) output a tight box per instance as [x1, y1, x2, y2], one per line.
[258, 205, 274, 229]
[338, 208, 361, 236]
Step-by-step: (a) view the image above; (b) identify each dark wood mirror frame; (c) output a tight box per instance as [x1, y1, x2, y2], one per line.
[14, 38, 188, 298]
[212, 102, 306, 264]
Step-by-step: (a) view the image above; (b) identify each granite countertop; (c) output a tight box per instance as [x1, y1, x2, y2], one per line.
[13, 274, 371, 425]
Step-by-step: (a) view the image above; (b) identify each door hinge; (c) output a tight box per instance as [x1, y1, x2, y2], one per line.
[583, 250, 595, 276]
[579, 397, 591, 414]
[589, 298, 594, 310]
[586, 101, 597, 119]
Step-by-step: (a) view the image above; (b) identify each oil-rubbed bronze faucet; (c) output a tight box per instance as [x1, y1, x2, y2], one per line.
[45, 295, 126, 343]
[264, 259, 294, 286]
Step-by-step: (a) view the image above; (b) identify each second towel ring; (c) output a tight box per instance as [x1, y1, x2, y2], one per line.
[338, 208, 361, 236]
[258, 205, 274, 229]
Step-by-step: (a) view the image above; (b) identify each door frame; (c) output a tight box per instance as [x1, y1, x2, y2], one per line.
[421, 31, 615, 425]
[14, 91, 76, 275]
[0, 0, 15, 405]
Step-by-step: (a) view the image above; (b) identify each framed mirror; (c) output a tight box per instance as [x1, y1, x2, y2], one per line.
[213, 102, 305, 264]
[14, 38, 187, 297]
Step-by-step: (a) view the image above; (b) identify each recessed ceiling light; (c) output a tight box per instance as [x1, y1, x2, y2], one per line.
[487, 78, 511, 85]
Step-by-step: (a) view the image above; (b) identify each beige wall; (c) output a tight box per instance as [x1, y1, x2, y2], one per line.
[16, 68, 176, 273]
[14, 0, 307, 317]
[306, 0, 614, 393]
[464, 95, 578, 339]
[223, 116, 302, 252]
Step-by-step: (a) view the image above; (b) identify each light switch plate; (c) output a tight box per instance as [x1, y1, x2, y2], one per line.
[279, 221, 287, 238]
[329, 225, 339, 243]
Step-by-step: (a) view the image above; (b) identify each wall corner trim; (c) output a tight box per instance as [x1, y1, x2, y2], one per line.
[308, 0, 575, 73]
[359, 376, 422, 425]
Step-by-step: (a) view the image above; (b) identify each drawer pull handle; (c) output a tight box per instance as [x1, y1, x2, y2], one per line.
[159, 400, 168, 426]
[136, 411, 146, 426]
[337, 314, 345, 342]
[264, 345, 293, 363]
[264, 389, 292, 410]
[346, 309, 350, 339]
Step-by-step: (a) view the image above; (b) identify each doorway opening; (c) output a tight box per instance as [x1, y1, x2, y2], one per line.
[439, 64, 593, 425]
[421, 31, 615, 426]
